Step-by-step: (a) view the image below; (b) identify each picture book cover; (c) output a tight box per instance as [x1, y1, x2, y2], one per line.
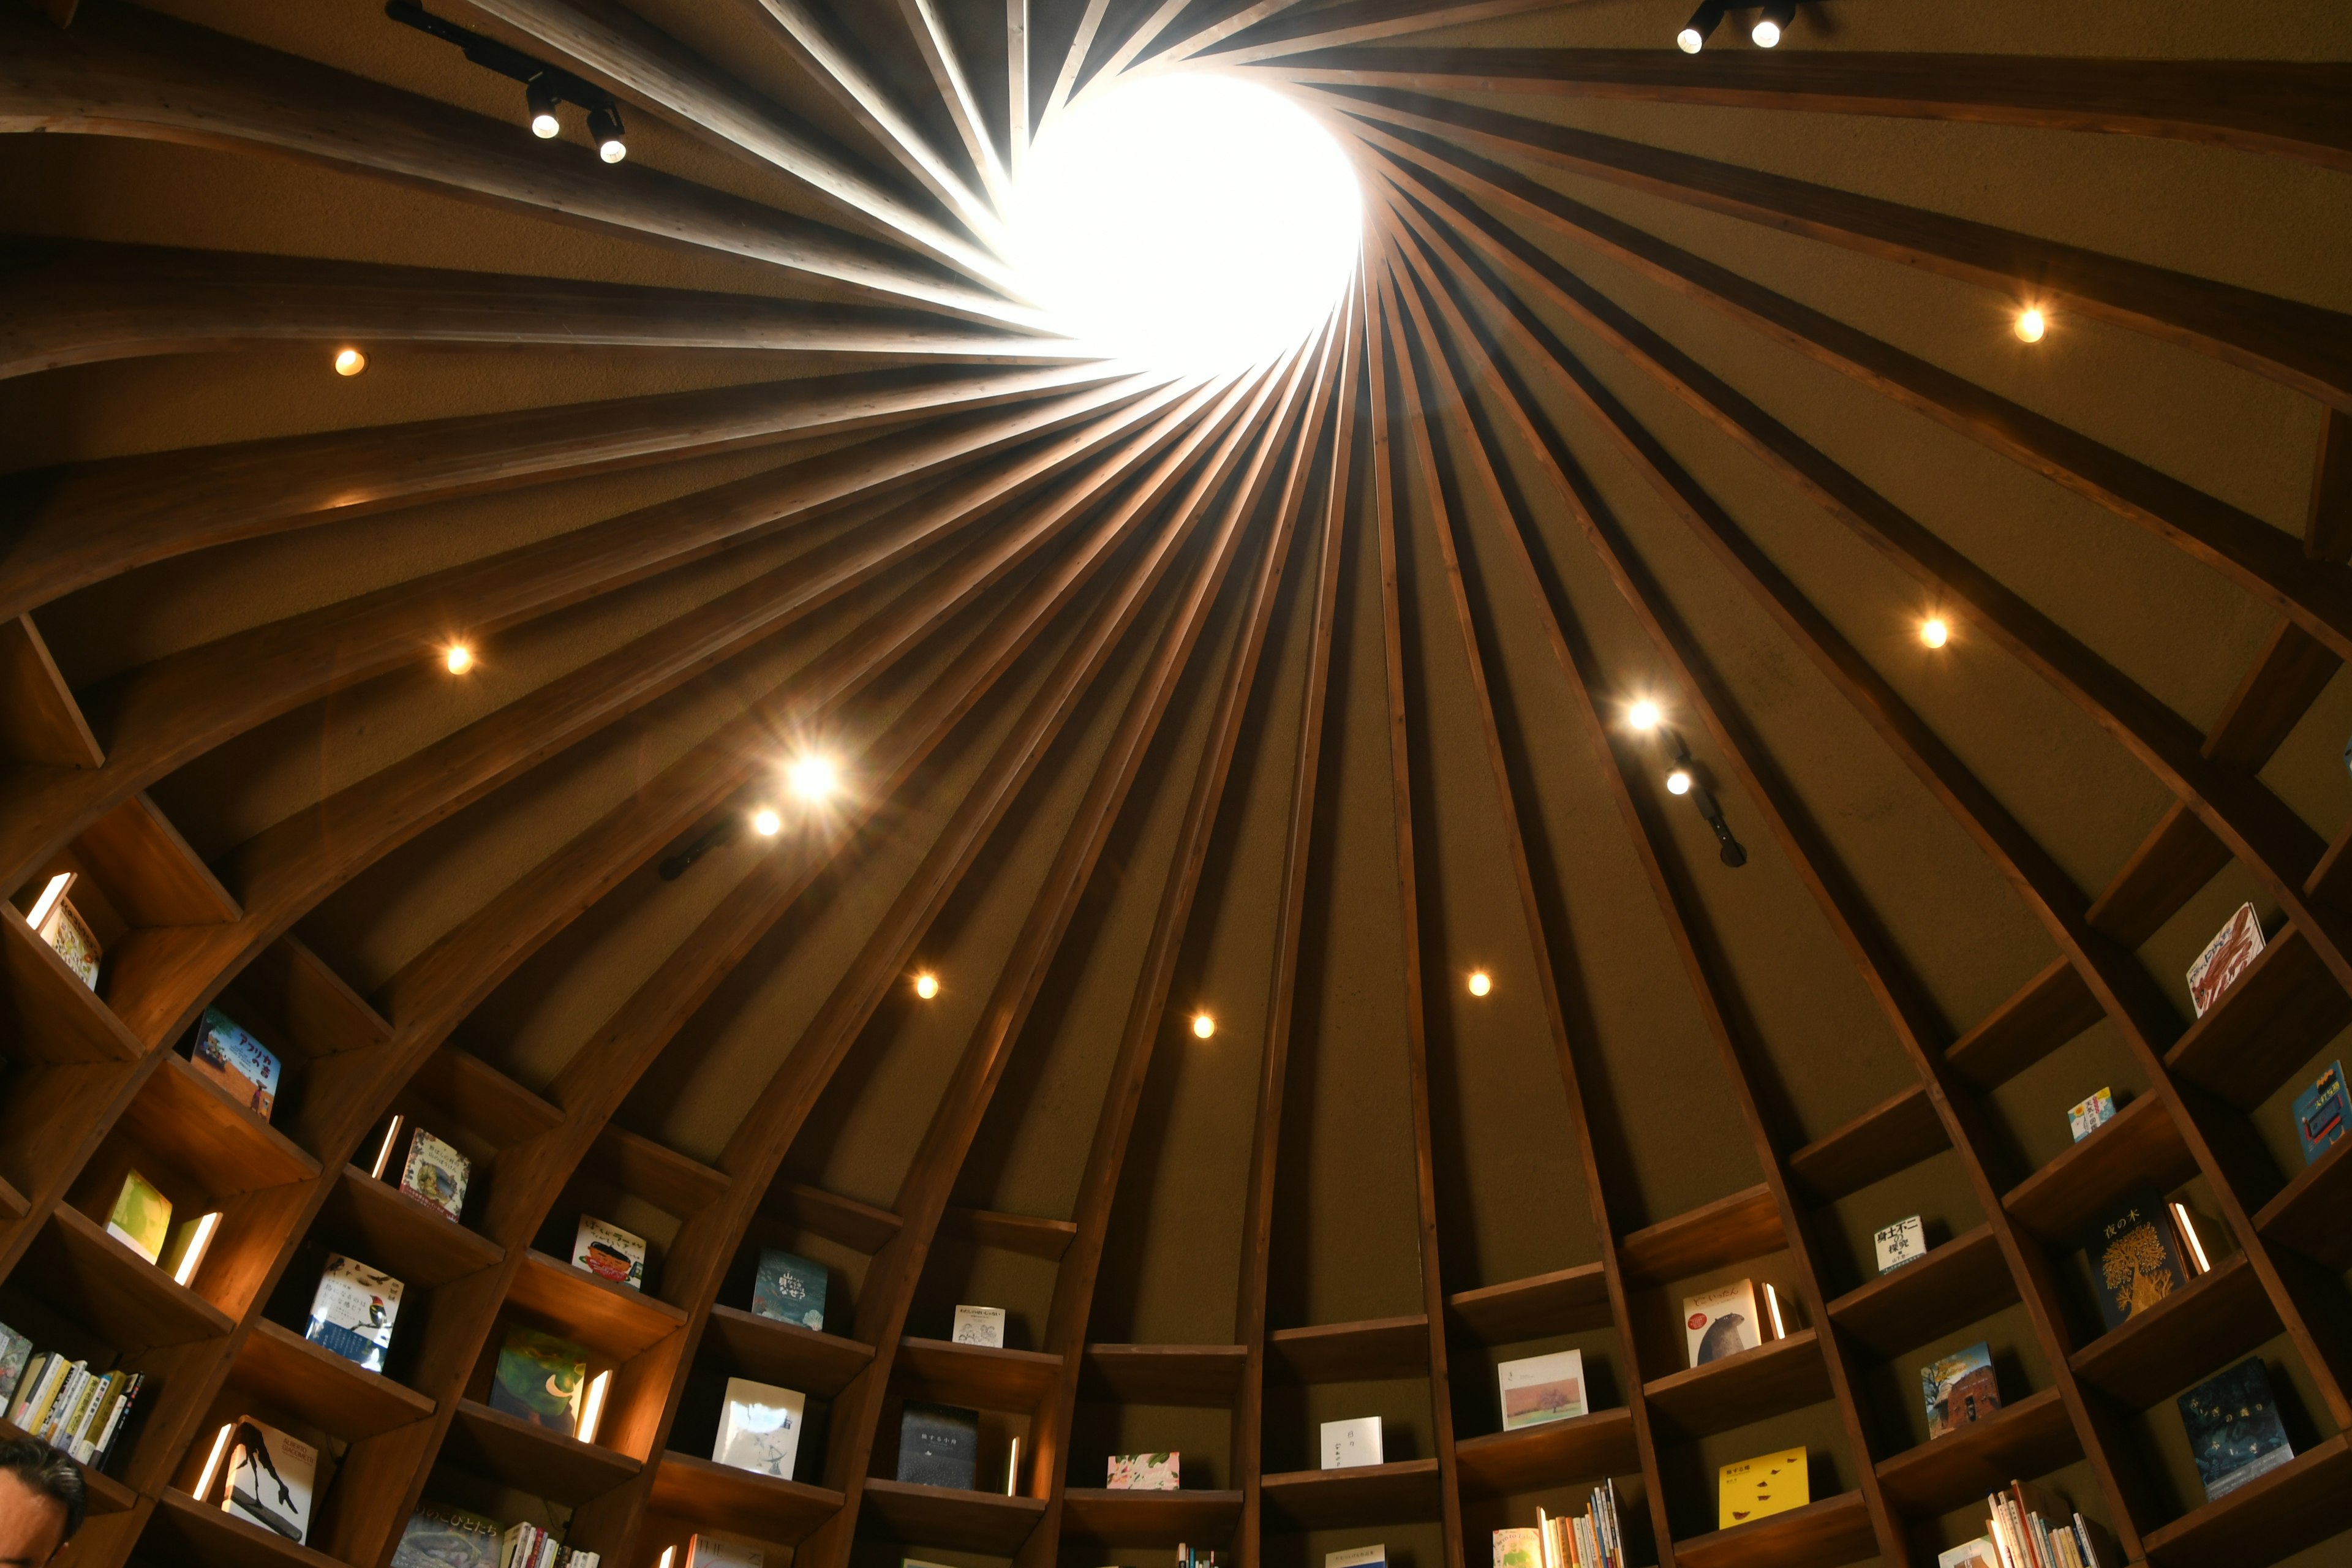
[0, 1322, 31, 1408]
[751, 1248, 827, 1330]
[190, 1007, 281, 1121]
[1491, 1527, 1540, 1568]
[1936, 1542, 1999, 1568]
[2084, 1190, 2187, 1331]
[306, 1254, 404, 1373]
[2186, 902, 2263, 1016]
[399, 1127, 472, 1222]
[105, 1169, 173, 1264]
[1325, 1548, 1385, 1568]
[391, 1503, 505, 1568]
[219, 1414, 318, 1544]
[895, 1401, 979, 1488]
[2177, 1356, 2294, 1500]
[713, 1376, 805, 1480]
[1920, 1341, 2000, 1439]
[2067, 1087, 2116, 1143]
[1496, 1348, 1586, 1430]
[36, 892, 101, 991]
[489, 1326, 589, 1435]
[1106, 1452, 1178, 1490]
[571, 1216, 646, 1291]
[1716, 1446, 1807, 1530]
[2294, 1060, 2346, 1164]
[951, 1304, 1006, 1347]
[1874, 1215, 1925, 1274]
[1319, 1415, 1382, 1469]
[684, 1537, 764, 1568]
[1683, 1280, 1762, 1367]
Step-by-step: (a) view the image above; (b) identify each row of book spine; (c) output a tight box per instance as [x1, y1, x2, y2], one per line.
[1985, 1484, 2105, 1568]
[1541, 1480, 1624, 1568]
[500, 1519, 598, 1568]
[6, 1354, 140, 1470]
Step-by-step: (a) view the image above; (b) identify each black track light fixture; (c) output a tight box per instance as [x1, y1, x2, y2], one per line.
[387, 2, 628, 162]
[1752, 1, 1797, 47]
[1676, 1, 1727, 53]
[587, 104, 628, 165]
[525, 77, 560, 140]
[658, 816, 741, 881]
[1657, 730, 1749, 868]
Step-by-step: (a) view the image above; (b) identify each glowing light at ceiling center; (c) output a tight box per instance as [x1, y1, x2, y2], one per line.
[1009, 73, 1362, 372]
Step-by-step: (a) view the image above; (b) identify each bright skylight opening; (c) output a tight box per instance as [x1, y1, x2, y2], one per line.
[1010, 73, 1362, 374]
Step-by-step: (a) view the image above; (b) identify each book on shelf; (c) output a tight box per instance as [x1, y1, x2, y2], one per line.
[751, 1248, 827, 1329]
[105, 1169, 173, 1264]
[26, 872, 100, 990]
[1493, 1527, 1539, 1568]
[306, 1253, 404, 1373]
[2295, 1059, 2346, 1164]
[10, 1351, 143, 1469]
[571, 1216, 646, 1291]
[218, 1414, 318, 1544]
[189, 1006, 282, 1121]
[1874, 1215, 1926, 1273]
[1717, 1446, 1806, 1529]
[1537, 1479, 1626, 1568]
[1325, 1547, 1385, 1568]
[1936, 1541, 1998, 1568]
[494, 1522, 597, 1567]
[2082, 1190, 2190, 1331]
[2186, 902, 2263, 1016]
[159, 1210, 222, 1287]
[1496, 1348, 1586, 1430]
[0, 1322, 31, 1407]
[951, 1303, 1006, 1347]
[1982, 1480, 2108, 1568]
[2065, 1088, 2115, 1143]
[1684, 1279, 1762, 1366]
[489, 1326, 590, 1435]
[1921, 1341, 2000, 1439]
[712, 1376, 805, 1480]
[401, 1127, 472, 1222]
[1319, 1415, 1382, 1469]
[1106, 1451, 1178, 1490]
[684, 1534, 763, 1566]
[393, 1504, 505, 1568]
[2178, 1356, 2294, 1501]
[895, 1400, 979, 1488]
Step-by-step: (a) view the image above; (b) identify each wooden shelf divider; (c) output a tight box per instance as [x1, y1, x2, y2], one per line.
[1257, 1458, 1444, 1531]
[1058, 1487, 1245, 1547]
[1825, 1224, 2016, 1359]
[2067, 1253, 2280, 1407]
[1446, 1262, 1611, 1344]
[1079, 1343, 1248, 1405]
[2163, 925, 2351, 1109]
[2253, 1138, 2352, 1271]
[1670, 1490, 1877, 1568]
[887, 1336, 1060, 1411]
[1787, 1083, 1948, 1202]
[853, 1477, 1047, 1553]
[648, 1450, 841, 1545]
[442, 1398, 641, 1506]
[233, 1317, 434, 1442]
[1640, 1330, 1830, 1439]
[2001, 1094, 2197, 1239]
[702, 1305, 873, 1400]
[1871, 1387, 2081, 1515]
[1263, 1314, 1431, 1383]
[1452, 1407, 1637, 1498]
[1615, 1185, 1783, 1285]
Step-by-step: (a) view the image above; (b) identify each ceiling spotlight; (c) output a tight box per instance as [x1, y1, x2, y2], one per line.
[334, 347, 367, 376]
[1676, 1, 1725, 53]
[786, 754, 839, 802]
[914, 973, 940, 1000]
[1191, 1013, 1215, 1039]
[444, 643, 473, 673]
[2015, 307, 2047, 344]
[1468, 971, 1491, 997]
[752, 807, 781, 837]
[589, 105, 627, 164]
[1752, 1, 1795, 47]
[526, 77, 560, 138]
[1627, 699, 1663, 732]
[1667, 768, 1693, 796]
[1920, 617, 1950, 649]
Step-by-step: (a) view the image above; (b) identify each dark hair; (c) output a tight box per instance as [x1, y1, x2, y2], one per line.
[0, 1438, 83, 1542]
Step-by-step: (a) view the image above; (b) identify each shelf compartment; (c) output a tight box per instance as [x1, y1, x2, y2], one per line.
[234, 1317, 434, 1442]
[1788, 1084, 1948, 1202]
[855, 1477, 1046, 1553]
[1642, 1330, 1829, 1439]
[511, 1248, 686, 1360]
[0, 1418, 134, 1513]
[2068, 1253, 2278, 1408]
[2002, 1094, 2195, 1239]
[221, 935, 390, 1061]
[890, 1336, 1060, 1411]
[1259, 1458, 1442, 1531]
[649, 1450, 840, 1545]
[123, 1052, 320, 1196]
[0, 903, 142, 1065]
[2165, 925, 2350, 1110]
[136, 1486, 343, 1568]
[1944, 958, 2102, 1091]
[1872, 1387, 2079, 1515]
[1671, 1490, 1876, 1568]
[1617, 1185, 1782, 1285]
[704, 1304, 873, 1400]
[443, 1397, 641, 1506]
[1447, 1262, 1610, 1344]
[1059, 1488, 1243, 1547]
[938, 1204, 1078, 1260]
[2140, 1434, 2351, 1568]
[582, 1125, 726, 1221]
[771, 1181, 901, 1254]
[1826, 1225, 2015, 1359]
[1265, 1314, 1430, 1382]
[0, 612, 102, 767]
[2255, 1137, 2352, 1270]
[25, 1202, 233, 1353]
[1453, 1408, 1637, 1498]
[1080, 1343, 1246, 1405]
[318, 1164, 502, 1290]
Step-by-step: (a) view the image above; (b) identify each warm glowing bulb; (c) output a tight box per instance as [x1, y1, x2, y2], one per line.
[334, 347, 366, 376]
[444, 644, 473, 673]
[1191, 1014, 1215, 1039]
[1667, 768, 1693, 796]
[752, 808, 781, 837]
[1468, 971, 1491, 997]
[914, 973, 940, 999]
[786, 755, 839, 802]
[578, 1370, 612, 1444]
[530, 111, 560, 138]
[1920, 617, 1950, 649]
[1627, 699, 1662, 731]
[1676, 26, 1703, 52]
[2015, 307, 2046, 344]
[600, 138, 627, 164]
[1752, 18, 1781, 46]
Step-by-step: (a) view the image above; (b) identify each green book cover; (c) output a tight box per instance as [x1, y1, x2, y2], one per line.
[105, 1169, 173, 1264]
[488, 1325, 589, 1434]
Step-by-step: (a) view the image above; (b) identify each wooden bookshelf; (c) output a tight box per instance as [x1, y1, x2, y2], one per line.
[232, 1319, 434, 1441]
[2163, 925, 2350, 1109]
[1640, 1330, 1830, 1438]
[442, 1398, 641, 1504]
[2002, 1094, 2198, 1238]
[1670, 1490, 1876, 1568]
[2253, 1138, 2352, 1270]
[1616, 1185, 1783, 1285]
[315, 1164, 503, 1289]
[937, 1204, 1079, 1259]
[1825, 1224, 2015, 1357]
[135, 1487, 345, 1568]
[1942, 958, 2102, 1091]
[770, 1182, 902, 1254]
[1079, 1343, 1248, 1404]
[118, 1054, 318, 1197]
[1258, 1458, 1443, 1530]
[648, 1450, 841, 1544]
[1058, 1487, 1245, 1545]
[703, 1304, 873, 1398]
[2068, 1253, 2278, 1406]
[888, 1335, 1059, 1410]
[854, 1477, 1047, 1552]
[1787, 1083, 1947, 1202]
[1871, 1387, 2079, 1514]
[581, 1125, 727, 1221]
[0, 907, 143, 1065]
[1452, 1407, 1637, 1497]
[0, 612, 102, 768]
[510, 1248, 686, 1360]
[1264, 1314, 1431, 1382]
[29, 1203, 233, 1353]
[1446, 1262, 1611, 1343]
[2138, 1434, 2352, 1568]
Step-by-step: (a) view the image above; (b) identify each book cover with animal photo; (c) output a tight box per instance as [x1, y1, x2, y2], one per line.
[2185, 901, 2264, 1016]
[218, 1414, 318, 1544]
[399, 1127, 472, 1222]
[1106, 1451, 1178, 1490]
[1496, 1348, 1586, 1430]
[1920, 1341, 2000, 1439]
[390, 1504, 504, 1568]
[571, 1216, 646, 1291]
[190, 1006, 282, 1121]
[489, 1326, 589, 1435]
[752, 1248, 827, 1330]
[1683, 1280, 1762, 1368]
[2083, 1190, 2188, 1332]
[712, 1376, 805, 1479]
[306, 1254, 404, 1373]
[2178, 1356, 2294, 1500]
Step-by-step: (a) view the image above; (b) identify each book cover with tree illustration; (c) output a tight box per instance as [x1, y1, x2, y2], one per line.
[2084, 1190, 2187, 1332]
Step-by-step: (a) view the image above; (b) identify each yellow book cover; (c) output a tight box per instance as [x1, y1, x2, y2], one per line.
[1718, 1446, 1808, 1529]
[105, 1169, 173, 1264]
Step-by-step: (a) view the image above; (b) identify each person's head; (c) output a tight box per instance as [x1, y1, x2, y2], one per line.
[0, 1439, 81, 1565]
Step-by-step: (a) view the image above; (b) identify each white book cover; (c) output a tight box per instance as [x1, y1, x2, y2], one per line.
[571, 1216, 646, 1291]
[685, 1536, 764, 1568]
[1325, 1548, 1386, 1568]
[1874, 1216, 1925, 1274]
[1319, 1415, 1382, 1470]
[1496, 1348, 1586, 1429]
[713, 1376, 805, 1479]
[1938, 1536, 1999, 1568]
[1683, 1280, 1762, 1367]
[220, 1414, 318, 1545]
[951, 1305, 1006, 1347]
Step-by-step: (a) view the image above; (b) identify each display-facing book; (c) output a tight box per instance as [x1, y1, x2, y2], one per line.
[190, 1006, 281, 1121]
[306, 1254, 403, 1373]
[752, 1248, 827, 1330]
[714, 1376, 805, 1480]
[1683, 1280, 1762, 1367]
[895, 1401, 979, 1488]
[571, 1216, 646, 1291]
[218, 1414, 318, 1545]
[399, 1127, 472, 1222]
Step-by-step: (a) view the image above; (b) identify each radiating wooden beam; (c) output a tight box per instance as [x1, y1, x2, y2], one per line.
[1196, 0, 1565, 68]
[894, 0, 1014, 211]
[1006, 0, 1029, 177]
[1039, 0, 1113, 127]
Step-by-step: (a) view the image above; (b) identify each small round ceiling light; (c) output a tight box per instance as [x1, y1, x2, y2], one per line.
[589, 105, 627, 164]
[526, 79, 560, 139]
[334, 347, 367, 376]
[443, 643, 473, 673]
[1626, 699, 1663, 732]
[752, 808, 782, 837]
[1920, 617, 1951, 649]
[786, 754, 839, 803]
[1191, 1012, 1216, 1039]
[1468, 971, 1492, 997]
[914, 973, 940, 1000]
[1676, 0, 1724, 51]
[2015, 307, 2047, 344]
[1667, 768, 1694, 796]
[1752, 1, 1795, 47]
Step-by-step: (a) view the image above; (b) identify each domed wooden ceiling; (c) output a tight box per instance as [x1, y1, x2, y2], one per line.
[5, 1, 2352, 1567]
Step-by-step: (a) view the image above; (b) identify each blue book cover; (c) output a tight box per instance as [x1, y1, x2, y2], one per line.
[753, 1248, 829, 1330]
[190, 1006, 282, 1121]
[895, 1401, 978, 1488]
[2178, 1357, 2294, 1500]
[2294, 1060, 2346, 1164]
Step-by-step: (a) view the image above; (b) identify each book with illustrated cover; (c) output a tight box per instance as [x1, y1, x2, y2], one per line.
[306, 1254, 404, 1373]
[1874, 1215, 1924, 1273]
[28, 874, 101, 991]
[489, 1327, 589, 1435]
[190, 1007, 281, 1121]
[1491, 1528, 1539, 1568]
[1717, 1446, 1806, 1529]
[1325, 1549, 1385, 1568]
[895, 1401, 978, 1488]
[2178, 1357, 2294, 1500]
[1319, 1415, 1382, 1469]
[1106, 1452, 1178, 1490]
[0, 1322, 32, 1408]
[2084, 1191, 2188, 1331]
[2295, 1060, 2346, 1164]
[391, 1505, 505, 1568]
[571, 1216, 646, 1291]
[1938, 1539, 1999, 1568]
[951, 1304, 1006, 1347]
[105, 1169, 173, 1264]
[712, 1376, 805, 1480]
[219, 1414, 318, 1544]
[1496, 1348, 1586, 1429]
[1921, 1341, 2000, 1438]
[1683, 1280, 1761, 1367]
[2067, 1087, 2115, 1142]
[752, 1248, 827, 1329]
[684, 1537, 763, 1567]
[399, 1128, 472, 1222]
[2186, 902, 2263, 1016]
